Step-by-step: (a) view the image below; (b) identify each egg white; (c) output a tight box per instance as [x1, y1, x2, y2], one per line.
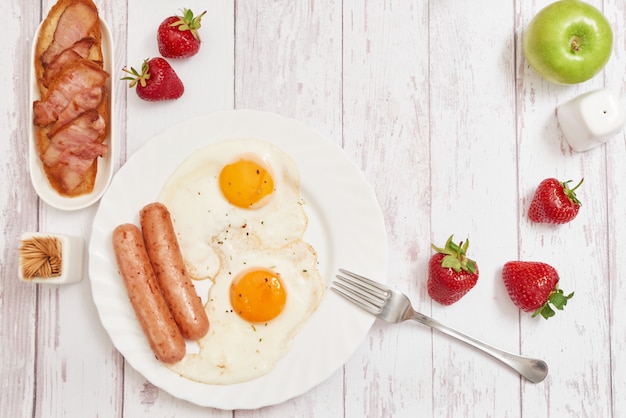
[158, 138, 308, 280]
[166, 229, 324, 384]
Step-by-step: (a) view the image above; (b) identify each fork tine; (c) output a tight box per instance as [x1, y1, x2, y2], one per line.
[337, 269, 389, 298]
[334, 274, 386, 307]
[331, 285, 381, 315]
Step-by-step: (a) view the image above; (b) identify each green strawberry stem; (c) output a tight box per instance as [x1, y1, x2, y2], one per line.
[532, 288, 574, 319]
[431, 235, 477, 274]
[121, 59, 151, 88]
[562, 178, 583, 206]
[172, 8, 207, 40]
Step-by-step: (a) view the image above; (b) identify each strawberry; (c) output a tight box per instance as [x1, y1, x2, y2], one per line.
[528, 178, 583, 224]
[502, 261, 573, 319]
[427, 235, 479, 305]
[122, 58, 184, 102]
[157, 8, 207, 59]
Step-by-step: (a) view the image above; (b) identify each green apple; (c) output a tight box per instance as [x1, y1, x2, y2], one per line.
[523, 0, 613, 84]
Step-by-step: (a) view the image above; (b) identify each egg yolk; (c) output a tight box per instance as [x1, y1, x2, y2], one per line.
[230, 269, 286, 323]
[219, 159, 274, 208]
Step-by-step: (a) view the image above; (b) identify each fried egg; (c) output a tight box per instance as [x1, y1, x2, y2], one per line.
[166, 229, 324, 384]
[158, 138, 308, 280]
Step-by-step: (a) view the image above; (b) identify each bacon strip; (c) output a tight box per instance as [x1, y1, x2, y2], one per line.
[48, 85, 104, 136]
[40, 1, 99, 66]
[33, 59, 108, 127]
[42, 37, 96, 88]
[41, 110, 107, 193]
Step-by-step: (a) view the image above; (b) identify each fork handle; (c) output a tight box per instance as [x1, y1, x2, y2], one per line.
[409, 311, 548, 383]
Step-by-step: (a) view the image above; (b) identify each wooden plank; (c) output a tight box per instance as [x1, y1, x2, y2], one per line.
[515, 0, 613, 416]
[0, 1, 50, 417]
[341, 0, 434, 416]
[428, 0, 521, 416]
[125, 0, 235, 155]
[601, 0, 626, 417]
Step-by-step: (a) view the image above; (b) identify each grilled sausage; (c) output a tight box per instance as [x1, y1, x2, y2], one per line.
[112, 223, 185, 364]
[140, 202, 210, 340]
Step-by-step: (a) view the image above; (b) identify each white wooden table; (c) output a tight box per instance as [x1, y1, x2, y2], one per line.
[2, 0, 626, 416]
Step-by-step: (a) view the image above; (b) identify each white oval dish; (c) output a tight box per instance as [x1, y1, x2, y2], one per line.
[28, 18, 115, 211]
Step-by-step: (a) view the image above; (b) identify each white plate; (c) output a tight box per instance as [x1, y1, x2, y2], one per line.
[88, 110, 388, 410]
[28, 18, 115, 211]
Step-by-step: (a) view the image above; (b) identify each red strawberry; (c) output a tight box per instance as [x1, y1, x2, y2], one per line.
[157, 8, 207, 59]
[502, 261, 573, 319]
[528, 178, 583, 224]
[427, 235, 479, 305]
[122, 58, 184, 102]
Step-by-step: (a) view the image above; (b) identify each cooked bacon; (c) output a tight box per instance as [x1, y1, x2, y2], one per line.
[41, 110, 107, 193]
[33, 59, 108, 127]
[33, 0, 109, 196]
[42, 37, 96, 88]
[40, 0, 99, 66]
[48, 85, 104, 136]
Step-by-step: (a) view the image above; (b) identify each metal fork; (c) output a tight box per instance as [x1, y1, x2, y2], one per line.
[332, 269, 548, 383]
